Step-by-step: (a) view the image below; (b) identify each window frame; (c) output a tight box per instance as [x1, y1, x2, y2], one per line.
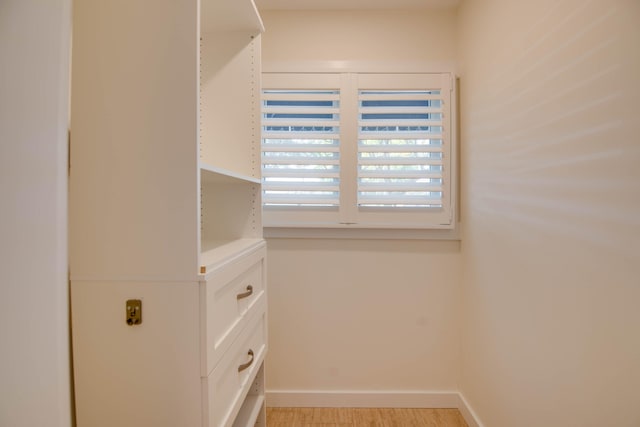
[261, 70, 459, 238]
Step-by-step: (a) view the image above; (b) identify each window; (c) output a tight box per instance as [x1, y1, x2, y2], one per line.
[262, 73, 455, 230]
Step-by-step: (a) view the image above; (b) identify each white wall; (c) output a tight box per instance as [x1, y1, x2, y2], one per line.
[261, 9, 463, 399]
[0, 1, 72, 426]
[457, 0, 640, 425]
[261, 9, 456, 70]
[267, 239, 461, 393]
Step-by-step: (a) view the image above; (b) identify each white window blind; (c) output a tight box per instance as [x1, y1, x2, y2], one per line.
[262, 72, 455, 230]
[262, 90, 340, 207]
[358, 90, 444, 208]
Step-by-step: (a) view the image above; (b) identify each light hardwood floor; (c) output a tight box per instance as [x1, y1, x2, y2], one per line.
[266, 407, 469, 427]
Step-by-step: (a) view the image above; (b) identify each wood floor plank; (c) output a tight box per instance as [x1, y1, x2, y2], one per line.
[311, 408, 355, 423]
[266, 407, 468, 427]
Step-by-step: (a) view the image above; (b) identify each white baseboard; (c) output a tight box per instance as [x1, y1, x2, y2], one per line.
[456, 393, 484, 427]
[266, 390, 483, 427]
[267, 390, 458, 408]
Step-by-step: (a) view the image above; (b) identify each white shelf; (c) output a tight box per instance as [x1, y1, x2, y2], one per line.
[201, 0, 264, 34]
[201, 163, 261, 185]
[200, 239, 265, 275]
[232, 394, 265, 427]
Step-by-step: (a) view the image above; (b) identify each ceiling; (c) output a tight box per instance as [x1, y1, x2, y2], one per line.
[254, 0, 460, 11]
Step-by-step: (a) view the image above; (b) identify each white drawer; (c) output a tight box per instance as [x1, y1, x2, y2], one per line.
[202, 246, 266, 375]
[205, 309, 267, 427]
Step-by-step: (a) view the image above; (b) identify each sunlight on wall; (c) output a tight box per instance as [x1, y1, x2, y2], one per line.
[464, 0, 639, 260]
[458, 0, 640, 425]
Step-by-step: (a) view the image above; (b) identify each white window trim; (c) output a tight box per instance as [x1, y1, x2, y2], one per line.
[261, 63, 460, 240]
[263, 225, 461, 240]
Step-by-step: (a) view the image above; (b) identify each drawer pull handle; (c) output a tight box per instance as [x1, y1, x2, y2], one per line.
[238, 349, 254, 373]
[236, 285, 253, 300]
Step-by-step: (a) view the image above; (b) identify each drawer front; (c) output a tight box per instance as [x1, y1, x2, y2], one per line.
[204, 247, 266, 374]
[206, 309, 267, 427]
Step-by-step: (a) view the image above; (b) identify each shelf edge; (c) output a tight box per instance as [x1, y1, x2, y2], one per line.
[200, 162, 261, 185]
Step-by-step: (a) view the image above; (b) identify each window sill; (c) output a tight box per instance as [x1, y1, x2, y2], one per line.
[263, 224, 461, 241]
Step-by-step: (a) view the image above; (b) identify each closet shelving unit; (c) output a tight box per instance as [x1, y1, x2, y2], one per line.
[70, 0, 266, 426]
[199, 0, 264, 275]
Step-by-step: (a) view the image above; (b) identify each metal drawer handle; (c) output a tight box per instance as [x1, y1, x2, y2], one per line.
[238, 349, 254, 373]
[236, 285, 253, 300]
